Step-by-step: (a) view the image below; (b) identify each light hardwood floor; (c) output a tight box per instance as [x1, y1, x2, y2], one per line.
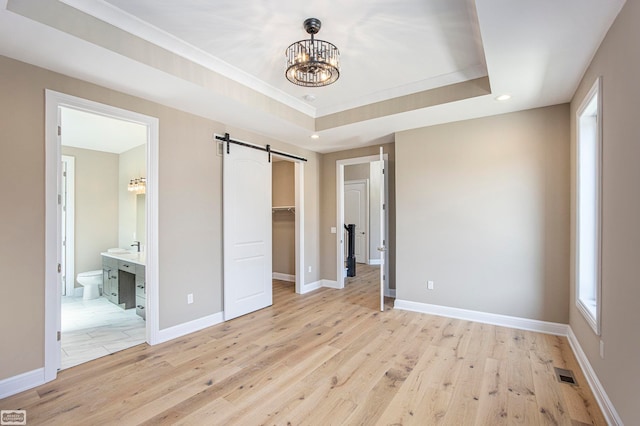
[1, 265, 605, 425]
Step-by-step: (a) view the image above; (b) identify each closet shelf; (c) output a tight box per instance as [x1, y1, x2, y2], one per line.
[272, 206, 295, 213]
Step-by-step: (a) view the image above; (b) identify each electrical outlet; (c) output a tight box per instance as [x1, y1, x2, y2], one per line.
[427, 280, 434, 290]
[600, 340, 604, 359]
[187, 293, 194, 304]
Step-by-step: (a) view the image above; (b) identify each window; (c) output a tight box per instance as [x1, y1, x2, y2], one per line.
[576, 77, 602, 335]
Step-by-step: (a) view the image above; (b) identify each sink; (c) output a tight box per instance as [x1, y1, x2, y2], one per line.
[101, 250, 146, 265]
[107, 248, 129, 254]
[117, 252, 139, 259]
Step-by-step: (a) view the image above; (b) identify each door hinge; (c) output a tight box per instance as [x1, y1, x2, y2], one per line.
[63, 171, 67, 177]
[58, 194, 62, 205]
[383, 203, 386, 210]
[58, 126, 61, 136]
[57, 263, 61, 273]
[57, 331, 61, 341]
[382, 168, 385, 174]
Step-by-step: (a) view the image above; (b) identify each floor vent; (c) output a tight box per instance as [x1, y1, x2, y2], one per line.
[554, 367, 577, 385]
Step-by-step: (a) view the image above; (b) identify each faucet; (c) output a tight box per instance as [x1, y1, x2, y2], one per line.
[131, 241, 141, 252]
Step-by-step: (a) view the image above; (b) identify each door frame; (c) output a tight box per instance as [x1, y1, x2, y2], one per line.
[61, 155, 75, 297]
[344, 179, 369, 265]
[44, 90, 160, 382]
[336, 154, 389, 291]
[275, 156, 305, 295]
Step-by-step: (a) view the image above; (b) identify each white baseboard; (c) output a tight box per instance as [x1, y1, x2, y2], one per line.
[321, 280, 340, 289]
[299, 279, 340, 294]
[393, 299, 569, 336]
[300, 280, 323, 294]
[0, 368, 44, 399]
[368, 259, 382, 266]
[567, 328, 623, 425]
[272, 272, 296, 282]
[384, 288, 396, 298]
[155, 312, 224, 345]
[74, 287, 83, 297]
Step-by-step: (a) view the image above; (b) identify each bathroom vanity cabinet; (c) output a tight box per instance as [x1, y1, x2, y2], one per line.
[102, 253, 146, 320]
[135, 264, 146, 320]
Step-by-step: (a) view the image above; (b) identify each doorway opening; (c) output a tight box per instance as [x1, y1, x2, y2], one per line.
[58, 106, 148, 369]
[336, 152, 391, 310]
[44, 90, 159, 383]
[272, 156, 298, 293]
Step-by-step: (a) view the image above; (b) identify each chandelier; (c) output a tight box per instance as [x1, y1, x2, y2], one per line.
[285, 18, 340, 87]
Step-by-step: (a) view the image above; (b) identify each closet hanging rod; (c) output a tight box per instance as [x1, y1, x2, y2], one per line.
[272, 206, 295, 213]
[215, 133, 308, 163]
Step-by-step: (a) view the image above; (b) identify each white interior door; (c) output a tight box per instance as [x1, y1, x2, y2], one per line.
[378, 148, 386, 311]
[223, 144, 272, 320]
[344, 181, 368, 264]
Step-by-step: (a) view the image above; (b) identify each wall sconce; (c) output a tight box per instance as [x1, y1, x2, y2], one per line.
[127, 177, 146, 194]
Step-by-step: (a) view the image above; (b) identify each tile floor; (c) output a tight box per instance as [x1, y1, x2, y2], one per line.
[61, 295, 146, 370]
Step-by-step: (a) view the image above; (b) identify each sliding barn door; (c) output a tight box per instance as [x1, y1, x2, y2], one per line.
[223, 144, 272, 320]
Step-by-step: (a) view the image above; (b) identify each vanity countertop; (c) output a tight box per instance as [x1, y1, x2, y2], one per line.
[101, 251, 146, 266]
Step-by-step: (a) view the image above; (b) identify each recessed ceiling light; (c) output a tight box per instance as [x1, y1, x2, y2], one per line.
[496, 94, 512, 101]
[304, 94, 317, 102]
[310, 134, 320, 139]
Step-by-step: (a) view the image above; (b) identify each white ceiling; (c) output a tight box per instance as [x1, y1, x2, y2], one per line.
[0, 0, 626, 153]
[61, 107, 147, 154]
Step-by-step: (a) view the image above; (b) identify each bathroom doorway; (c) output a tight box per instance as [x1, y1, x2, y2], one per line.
[44, 91, 159, 382]
[58, 106, 148, 369]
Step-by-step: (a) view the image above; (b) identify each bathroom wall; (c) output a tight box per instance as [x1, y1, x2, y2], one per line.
[61, 146, 119, 287]
[272, 160, 295, 277]
[118, 144, 146, 249]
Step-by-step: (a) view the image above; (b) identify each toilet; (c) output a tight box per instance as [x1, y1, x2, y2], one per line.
[77, 270, 103, 300]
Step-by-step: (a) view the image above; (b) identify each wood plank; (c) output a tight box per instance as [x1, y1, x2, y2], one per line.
[0, 265, 606, 425]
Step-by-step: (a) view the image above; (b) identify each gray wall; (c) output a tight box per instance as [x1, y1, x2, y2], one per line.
[61, 146, 119, 286]
[569, 0, 640, 422]
[395, 105, 570, 323]
[0, 55, 321, 380]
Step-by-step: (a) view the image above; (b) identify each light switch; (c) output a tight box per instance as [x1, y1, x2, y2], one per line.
[331, 227, 337, 234]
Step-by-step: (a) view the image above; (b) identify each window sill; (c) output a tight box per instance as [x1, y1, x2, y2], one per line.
[577, 298, 600, 335]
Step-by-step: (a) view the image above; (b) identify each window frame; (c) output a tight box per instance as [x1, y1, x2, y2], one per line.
[575, 76, 603, 335]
